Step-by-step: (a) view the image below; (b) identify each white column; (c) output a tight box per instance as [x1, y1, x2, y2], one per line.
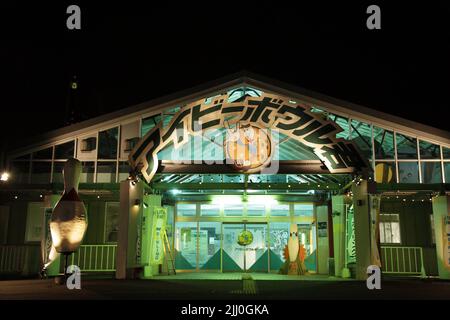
[331, 195, 346, 277]
[116, 180, 144, 279]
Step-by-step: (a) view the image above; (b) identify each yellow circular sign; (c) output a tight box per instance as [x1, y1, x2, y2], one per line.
[237, 230, 254, 246]
[225, 123, 272, 173]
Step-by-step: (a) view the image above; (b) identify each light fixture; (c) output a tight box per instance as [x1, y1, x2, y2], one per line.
[39, 194, 43, 198]
[0, 172, 9, 182]
[97, 195, 100, 199]
[171, 189, 181, 195]
[14, 195, 18, 199]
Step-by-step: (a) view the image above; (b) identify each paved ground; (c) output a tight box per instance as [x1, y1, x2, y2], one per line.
[1, 273, 450, 300]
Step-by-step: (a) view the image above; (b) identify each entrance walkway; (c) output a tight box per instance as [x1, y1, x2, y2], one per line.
[153, 272, 353, 281]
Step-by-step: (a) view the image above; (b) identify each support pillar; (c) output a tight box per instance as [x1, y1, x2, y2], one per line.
[432, 195, 450, 279]
[116, 180, 144, 279]
[352, 179, 379, 280]
[331, 195, 346, 277]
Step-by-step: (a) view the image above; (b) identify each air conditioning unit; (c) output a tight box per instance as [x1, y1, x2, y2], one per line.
[80, 137, 96, 152]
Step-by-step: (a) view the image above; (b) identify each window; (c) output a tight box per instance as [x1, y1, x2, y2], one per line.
[443, 147, 450, 159]
[380, 214, 401, 244]
[373, 127, 395, 159]
[177, 203, 196, 217]
[25, 203, 44, 242]
[445, 162, 450, 183]
[52, 161, 65, 183]
[398, 162, 419, 183]
[31, 162, 51, 184]
[141, 114, 162, 137]
[54, 141, 75, 159]
[375, 161, 396, 183]
[396, 133, 418, 159]
[293, 204, 314, 217]
[270, 203, 289, 216]
[224, 203, 244, 216]
[118, 161, 130, 182]
[80, 162, 95, 183]
[104, 202, 119, 243]
[80, 137, 96, 152]
[421, 162, 442, 184]
[200, 203, 220, 216]
[96, 162, 117, 183]
[32, 147, 53, 160]
[10, 161, 30, 184]
[247, 203, 266, 216]
[350, 119, 372, 159]
[98, 127, 118, 159]
[419, 140, 441, 159]
[329, 114, 349, 139]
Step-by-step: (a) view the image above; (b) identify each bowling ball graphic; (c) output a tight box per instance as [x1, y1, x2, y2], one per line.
[225, 123, 272, 173]
[237, 230, 254, 246]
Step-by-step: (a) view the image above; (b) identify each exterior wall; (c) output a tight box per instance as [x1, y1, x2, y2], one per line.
[380, 199, 438, 275]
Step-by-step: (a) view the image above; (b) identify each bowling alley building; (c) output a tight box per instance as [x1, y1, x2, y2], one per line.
[1, 73, 449, 281]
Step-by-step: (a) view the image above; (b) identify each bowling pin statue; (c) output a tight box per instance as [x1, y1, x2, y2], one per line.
[50, 158, 88, 256]
[287, 223, 300, 275]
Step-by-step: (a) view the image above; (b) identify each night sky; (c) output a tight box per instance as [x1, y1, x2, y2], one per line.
[1, 1, 450, 156]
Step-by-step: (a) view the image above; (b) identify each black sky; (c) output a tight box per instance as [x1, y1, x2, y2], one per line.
[1, 1, 450, 154]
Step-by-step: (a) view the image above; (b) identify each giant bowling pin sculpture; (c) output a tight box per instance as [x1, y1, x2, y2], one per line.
[50, 158, 88, 272]
[287, 223, 300, 275]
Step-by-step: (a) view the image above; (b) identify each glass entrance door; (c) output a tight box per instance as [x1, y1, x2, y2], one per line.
[222, 223, 268, 272]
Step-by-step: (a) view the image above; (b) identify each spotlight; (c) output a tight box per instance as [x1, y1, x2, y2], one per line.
[0, 172, 9, 182]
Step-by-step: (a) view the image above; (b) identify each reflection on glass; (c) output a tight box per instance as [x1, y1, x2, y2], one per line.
[374, 162, 396, 183]
[198, 222, 221, 270]
[200, 203, 221, 216]
[141, 114, 162, 137]
[396, 133, 418, 159]
[245, 224, 268, 272]
[350, 120, 372, 159]
[177, 203, 196, 216]
[329, 114, 349, 139]
[421, 162, 442, 184]
[444, 147, 450, 159]
[398, 162, 419, 183]
[222, 224, 244, 271]
[175, 222, 197, 270]
[247, 203, 266, 216]
[270, 203, 289, 216]
[373, 127, 395, 159]
[445, 162, 450, 183]
[293, 204, 313, 217]
[224, 203, 243, 216]
[269, 222, 289, 271]
[98, 127, 118, 159]
[419, 140, 441, 159]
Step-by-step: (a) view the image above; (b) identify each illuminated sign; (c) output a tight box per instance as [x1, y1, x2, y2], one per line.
[129, 93, 369, 183]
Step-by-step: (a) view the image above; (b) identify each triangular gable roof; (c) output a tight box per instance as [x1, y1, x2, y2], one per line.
[9, 71, 450, 156]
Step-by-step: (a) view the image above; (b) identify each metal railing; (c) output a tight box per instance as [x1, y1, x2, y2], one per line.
[381, 246, 426, 277]
[69, 244, 117, 272]
[0, 245, 40, 274]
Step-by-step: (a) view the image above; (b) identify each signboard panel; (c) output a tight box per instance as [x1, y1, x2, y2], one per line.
[150, 207, 167, 265]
